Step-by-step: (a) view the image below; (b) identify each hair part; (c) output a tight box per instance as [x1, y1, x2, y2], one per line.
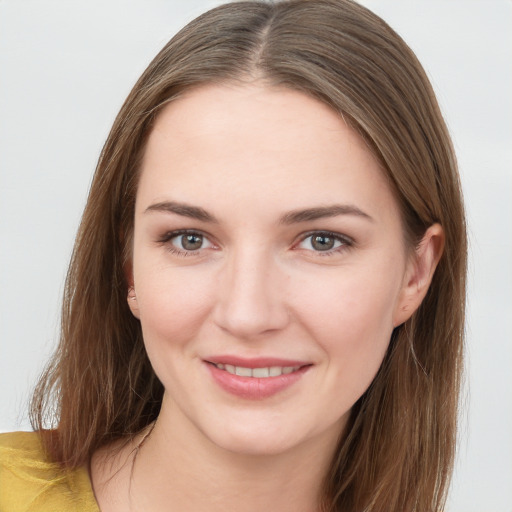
[31, 2, 466, 511]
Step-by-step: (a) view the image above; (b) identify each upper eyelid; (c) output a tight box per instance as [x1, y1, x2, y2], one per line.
[296, 230, 354, 244]
[159, 228, 212, 242]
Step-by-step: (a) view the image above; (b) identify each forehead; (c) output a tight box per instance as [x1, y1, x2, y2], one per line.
[137, 83, 400, 226]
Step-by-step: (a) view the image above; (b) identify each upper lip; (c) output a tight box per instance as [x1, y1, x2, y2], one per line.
[205, 355, 311, 368]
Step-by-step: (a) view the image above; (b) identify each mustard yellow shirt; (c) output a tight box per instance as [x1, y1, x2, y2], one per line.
[0, 431, 99, 512]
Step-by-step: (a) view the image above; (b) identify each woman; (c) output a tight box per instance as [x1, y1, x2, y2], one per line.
[0, 0, 466, 511]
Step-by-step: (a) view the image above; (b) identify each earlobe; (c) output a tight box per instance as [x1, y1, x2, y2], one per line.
[124, 261, 140, 319]
[393, 223, 445, 327]
[127, 286, 141, 319]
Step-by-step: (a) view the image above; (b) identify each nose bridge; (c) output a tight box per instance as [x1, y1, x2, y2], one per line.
[213, 243, 288, 338]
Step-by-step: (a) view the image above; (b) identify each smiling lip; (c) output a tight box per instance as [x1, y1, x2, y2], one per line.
[204, 356, 311, 400]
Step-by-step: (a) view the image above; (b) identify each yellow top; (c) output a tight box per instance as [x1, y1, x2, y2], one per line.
[0, 431, 99, 512]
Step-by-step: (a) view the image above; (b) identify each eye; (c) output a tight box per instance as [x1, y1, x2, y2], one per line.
[172, 233, 209, 251]
[159, 230, 214, 255]
[297, 231, 352, 253]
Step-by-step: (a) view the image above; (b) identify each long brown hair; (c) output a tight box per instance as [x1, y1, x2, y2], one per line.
[30, 1, 467, 510]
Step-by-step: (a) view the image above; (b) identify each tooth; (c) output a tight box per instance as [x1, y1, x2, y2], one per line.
[269, 366, 282, 377]
[225, 364, 236, 375]
[236, 366, 252, 377]
[216, 363, 225, 370]
[282, 366, 294, 374]
[252, 367, 270, 378]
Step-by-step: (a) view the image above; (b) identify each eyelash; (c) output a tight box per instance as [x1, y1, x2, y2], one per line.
[157, 229, 214, 257]
[156, 230, 353, 257]
[294, 231, 354, 256]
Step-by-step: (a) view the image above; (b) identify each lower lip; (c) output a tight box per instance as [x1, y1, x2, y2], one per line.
[206, 363, 310, 400]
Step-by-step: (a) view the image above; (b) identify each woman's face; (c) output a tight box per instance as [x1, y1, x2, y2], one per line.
[130, 83, 415, 456]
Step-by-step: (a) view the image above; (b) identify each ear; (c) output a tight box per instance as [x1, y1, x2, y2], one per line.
[127, 286, 140, 319]
[125, 262, 140, 320]
[393, 223, 445, 327]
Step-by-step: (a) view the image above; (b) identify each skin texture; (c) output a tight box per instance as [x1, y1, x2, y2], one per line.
[91, 83, 443, 512]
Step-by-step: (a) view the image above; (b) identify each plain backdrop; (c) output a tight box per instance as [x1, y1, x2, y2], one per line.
[1, 1, 511, 510]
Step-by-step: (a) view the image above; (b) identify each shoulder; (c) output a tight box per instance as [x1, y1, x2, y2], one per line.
[0, 431, 99, 512]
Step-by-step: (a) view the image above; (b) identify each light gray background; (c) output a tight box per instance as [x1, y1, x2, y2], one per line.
[1, 1, 511, 510]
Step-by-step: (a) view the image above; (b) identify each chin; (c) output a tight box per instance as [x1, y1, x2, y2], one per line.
[198, 411, 346, 459]
[209, 427, 305, 457]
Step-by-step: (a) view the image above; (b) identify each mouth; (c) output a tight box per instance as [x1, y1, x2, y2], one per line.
[204, 357, 311, 399]
[210, 363, 303, 378]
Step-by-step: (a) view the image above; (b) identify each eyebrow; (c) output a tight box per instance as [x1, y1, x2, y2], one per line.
[144, 200, 373, 224]
[144, 201, 218, 223]
[279, 205, 374, 224]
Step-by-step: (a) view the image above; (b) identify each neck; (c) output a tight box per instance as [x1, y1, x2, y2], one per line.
[129, 397, 337, 512]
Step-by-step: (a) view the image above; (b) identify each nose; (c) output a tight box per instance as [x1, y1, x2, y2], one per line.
[212, 247, 290, 339]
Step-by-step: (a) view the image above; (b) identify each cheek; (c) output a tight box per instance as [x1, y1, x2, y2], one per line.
[295, 261, 400, 330]
[292, 265, 400, 390]
[134, 263, 215, 356]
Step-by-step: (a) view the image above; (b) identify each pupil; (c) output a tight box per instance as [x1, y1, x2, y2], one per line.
[182, 234, 202, 250]
[312, 235, 334, 251]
